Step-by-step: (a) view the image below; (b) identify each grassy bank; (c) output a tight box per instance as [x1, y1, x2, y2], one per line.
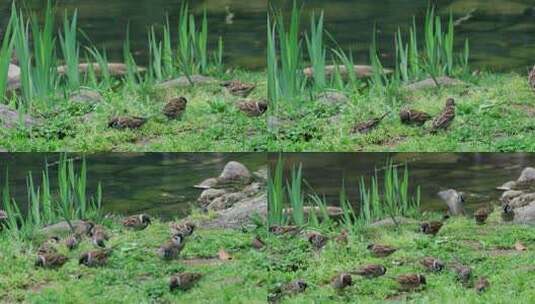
[270, 72, 535, 152]
[0, 219, 268, 303]
[266, 211, 535, 303]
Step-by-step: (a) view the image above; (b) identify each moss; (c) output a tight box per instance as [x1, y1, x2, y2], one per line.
[0, 220, 268, 303]
[267, 210, 535, 303]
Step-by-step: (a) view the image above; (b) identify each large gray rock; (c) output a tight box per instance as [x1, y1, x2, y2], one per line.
[219, 161, 252, 184]
[512, 203, 535, 224]
[501, 190, 524, 205]
[509, 193, 535, 209]
[438, 189, 465, 216]
[0, 104, 40, 129]
[517, 167, 535, 183]
[155, 75, 216, 90]
[198, 188, 226, 207]
[200, 193, 267, 229]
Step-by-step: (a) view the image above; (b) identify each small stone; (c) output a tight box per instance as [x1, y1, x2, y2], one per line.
[404, 77, 466, 91]
[194, 178, 218, 189]
[0, 104, 40, 129]
[69, 89, 103, 105]
[155, 75, 216, 90]
[497, 181, 517, 191]
[317, 91, 349, 107]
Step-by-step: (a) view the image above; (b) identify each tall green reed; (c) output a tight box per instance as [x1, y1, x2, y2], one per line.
[305, 12, 326, 91]
[268, 156, 285, 226]
[59, 9, 80, 91]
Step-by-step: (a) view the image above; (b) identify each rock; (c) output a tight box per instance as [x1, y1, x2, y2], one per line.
[194, 178, 218, 189]
[218, 161, 252, 184]
[370, 216, 418, 227]
[317, 91, 349, 108]
[501, 190, 524, 205]
[69, 89, 103, 105]
[438, 189, 465, 216]
[517, 167, 535, 183]
[283, 206, 345, 221]
[253, 166, 268, 182]
[207, 192, 247, 211]
[154, 75, 216, 90]
[242, 182, 263, 196]
[0, 104, 40, 129]
[198, 188, 226, 207]
[303, 65, 393, 79]
[200, 193, 267, 229]
[509, 193, 535, 209]
[497, 181, 516, 191]
[40, 220, 82, 236]
[404, 77, 466, 91]
[512, 203, 535, 225]
[56, 63, 146, 77]
[7, 64, 20, 91]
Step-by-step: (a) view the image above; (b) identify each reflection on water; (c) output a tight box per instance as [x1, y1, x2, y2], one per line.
[270, 153, 535, 213]
[0, 0, 267, 69]
[274, 0, 535, 71]
[0, 153, 267, 219]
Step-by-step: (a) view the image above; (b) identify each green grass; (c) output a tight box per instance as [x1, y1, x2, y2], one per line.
[0, 219, 268, 303]
[267, 210, 535, 303]
[270, 72, 535, 152]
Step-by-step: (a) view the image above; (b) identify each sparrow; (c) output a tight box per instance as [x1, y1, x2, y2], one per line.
[351, 113, 388, 134]
[420, 257, 444, 272]
[157, 233, 185, 260]
[35, 253, 69, 269]
[367, 244, 397, 257]
[236, 99, 268, 117]
[420, 221, 443, 236]
[430, 98, 456, 133]
[352, 264, 387, 278]
[399, 109, 431, 126]
[169, 272, 203, 291]
[474, 208, 489, 225]
[269, 225, 300, 236]
[37, 236, 61, 255]
[396, 274, 426, 291]
[221, 80, 256, 97]
[64, 234, 81, 250]
[91, 225, 109, 248]
[169, 221, 195, 236]
[108, 116, 147, 130]
[251, 235, 265, 250]
[79, 249, 112, 267]
[163, 97, 187, 120]
[453, 264, 472, 285]
[307, 232, 328, 250]
[529, 65, 535, 91]
[122, 214, 151, 230]
[335, 229, 348, 245]
[474, 277, 490, 293]
[331, 273, 352, 290]
[75, 220, 95, 237]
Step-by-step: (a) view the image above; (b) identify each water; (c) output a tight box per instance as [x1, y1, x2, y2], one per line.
[2, 0, 534, 71]
[0, 0, 267, 69]
[0, 153, 267, 220]
[271, 153, 535, 213]
[275, 0, 535, 71]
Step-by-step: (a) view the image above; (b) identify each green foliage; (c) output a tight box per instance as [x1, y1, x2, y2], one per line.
[59, 9, 80, 91]
[0, 7, 15, 101]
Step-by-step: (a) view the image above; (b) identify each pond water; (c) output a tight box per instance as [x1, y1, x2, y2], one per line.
[0, 153, 266, 220]
[0, 0, 267, 69]
[274, 0, 535, 71]
[2, 0, 534, 71]
[271, 153, 535, 213]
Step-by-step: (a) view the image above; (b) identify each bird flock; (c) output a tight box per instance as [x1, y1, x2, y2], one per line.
[352, 98, 456, 134]
[107, 80, 267, 130]
[268, 206, 494, 302]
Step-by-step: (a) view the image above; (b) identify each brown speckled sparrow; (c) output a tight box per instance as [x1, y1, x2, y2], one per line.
[420, 257, 444, 272]
[108, 116, 147, 130]
[75, 220, 95, 237]
[307, 232, 328, 250]
[453, 264, 472, 285]
[64, 234, 81, 250]
[163, 97, 187, 120]
[122, 214, 151, 230]
[37, 237, 61, 255]
[474, 208, 489, 225]
[236, 99, 268, 117]
[169, 272, 203, 291]
[420, 221, 443, 236]
[335, 229, 348, 245]
[91, 225, 109, 248]
[169, 221, 195, 236]
[396, 274, 426, 291]
[269, 225, 300, 236]
[399, 109, 431, 126]
[221, 80, 256, 97]
[528, 65, 535, 91]
[430, 98, 456, 133]
[352, 264, 387, 278]
[251, 235, 265, 250]
[79, 249, 112, 267]
[351, 113, 388, 134]
[367, 244, 397, 257]
[331, 273, 352, 290]
[475, 277, 490, 293]
[35, 253, 69, 269]
[158, 233, 185, 260]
